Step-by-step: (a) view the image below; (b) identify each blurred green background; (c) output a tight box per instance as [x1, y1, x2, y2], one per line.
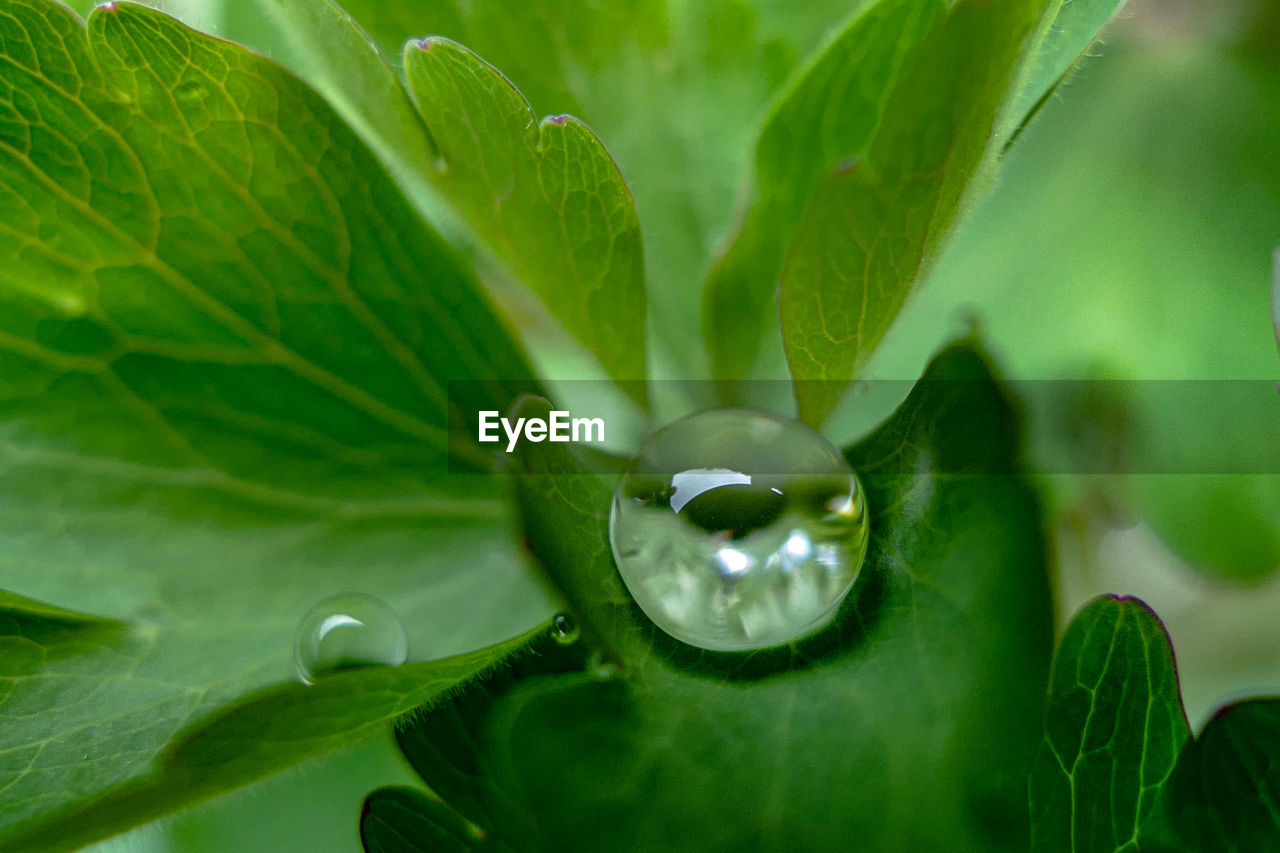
[79, 0, 1280, 849]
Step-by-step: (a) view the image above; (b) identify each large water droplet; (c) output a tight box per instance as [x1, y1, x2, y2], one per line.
[609, 409, 869, 651]
[294, 593, 408, 684]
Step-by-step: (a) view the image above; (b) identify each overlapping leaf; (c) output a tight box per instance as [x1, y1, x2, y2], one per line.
[1003, 0, 1128, 143]
[1029, 595, 1189, 852]
[701, 0, 1125, 419]
[0, 619, 539, 852]
[366, 341, 1055, 851]
[239, 0, 869, 376]
[215, 0, 648, 396]
[0, 2, 553, 847]
[402, 38, 647, 399]
[1029, 594, 1280, 852]
[1162, 699, 1280, 852]
[702, 0, 944, 382]
[778, 0, 1051, 425]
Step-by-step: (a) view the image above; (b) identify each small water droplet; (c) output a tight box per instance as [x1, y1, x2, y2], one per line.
[294, 593, 408, 684]
[609, 409, 869, 651]
[550, 612, 580, 645]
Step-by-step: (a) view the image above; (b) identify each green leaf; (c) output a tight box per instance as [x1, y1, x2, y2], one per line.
[0, 589, 117, 624]
[360, 786, 475, 853]
[1161, 699, 1280, 852]
[402, 37, 648, 399]
[0, 1, 553, 846]
[1028, 595, 1190, 853]
[377, 628, 591, 850]
[253, 0, 869, 375]
[1001, 0, 1128, 145]
[702, 0, 945, 382]
[0, 625, 537, 852]
[219, 0, 652, 396]
[704, 0, 1122, 392]
[780, 0, 1052, 426]
[375, 340, 1055, 851]
[225, 0, 439, 211]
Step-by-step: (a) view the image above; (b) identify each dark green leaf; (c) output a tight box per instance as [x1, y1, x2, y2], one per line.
[508, 395, 638, 659]
[1028, 595, 1190, 852]
[0, 1, 551, 845]
[781, 0, 1051, 426]
[1161, 699, 1280, 853]
[384, 629, 590, 851]
[361, 786, 475, 853]
[378, 340, 1055, 851]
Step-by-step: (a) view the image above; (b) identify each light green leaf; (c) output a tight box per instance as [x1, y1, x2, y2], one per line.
[0, 589, 116, 624]
[781, 0, 1051, 426]
[402, 37, 647, 400]
[1001, 0, 1128, 145]
[220, 0, 651, 397]
[229, 0, 438, 209]
[378, 340, 1055, 851]
[1028, 595, 1190, 852]
[0, 623, 538, 852]
[702, 0, 944, 382]
[0, 1, 552, 846]
[253, 0, 867, 375]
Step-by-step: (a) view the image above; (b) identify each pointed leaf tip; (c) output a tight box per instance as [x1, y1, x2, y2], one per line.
[404, 37, 648, 402]
[1029, 594, 1190, 851]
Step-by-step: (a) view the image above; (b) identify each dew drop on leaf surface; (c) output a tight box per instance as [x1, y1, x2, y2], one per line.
[293, 593, 409, 684]
[609, 410, 869, 651]
[550, 612, 580, 645]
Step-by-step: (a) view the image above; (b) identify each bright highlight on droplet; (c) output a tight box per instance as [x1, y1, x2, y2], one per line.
[609, 409, 870, 651]
[294, 593, 408, 684]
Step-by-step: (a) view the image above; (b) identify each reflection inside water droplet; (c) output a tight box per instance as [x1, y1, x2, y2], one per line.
[294, 593, 408, 684]
[550, 612, 580, 645]
[609, 409, 869, 652]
